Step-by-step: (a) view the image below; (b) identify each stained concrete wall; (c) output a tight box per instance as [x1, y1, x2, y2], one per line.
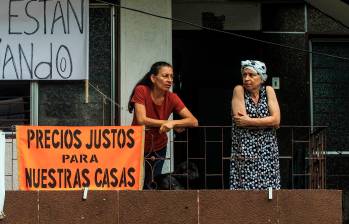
[0, 190, 342, 224]
[38, 6, 113, 126]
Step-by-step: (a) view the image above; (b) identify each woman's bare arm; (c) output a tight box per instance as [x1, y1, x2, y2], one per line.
[233, 86, 280, 128]
[231, 85, 246, 117]
[135, 103, 198, 133]
[160, 107, 198, 133]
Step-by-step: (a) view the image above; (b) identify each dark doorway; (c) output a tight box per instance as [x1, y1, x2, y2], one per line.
[173, 30, 263, 126]
[172, 30, 263, 189]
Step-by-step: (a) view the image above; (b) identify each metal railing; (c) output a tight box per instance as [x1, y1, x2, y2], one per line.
[1, 125, 327, 190]
[145, 125, 327, 190]
[309, 127, 327, 189]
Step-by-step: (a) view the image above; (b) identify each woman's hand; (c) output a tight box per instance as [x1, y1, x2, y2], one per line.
[159, 123, 186, 133]
[159, 121, 175, 133]
[234, 112, 251, 127]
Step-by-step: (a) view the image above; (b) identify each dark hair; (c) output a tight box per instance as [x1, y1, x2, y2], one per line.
[128, 61, 172, 113]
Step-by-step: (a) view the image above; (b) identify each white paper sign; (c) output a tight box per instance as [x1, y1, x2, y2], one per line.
[0, 0, 89, 80]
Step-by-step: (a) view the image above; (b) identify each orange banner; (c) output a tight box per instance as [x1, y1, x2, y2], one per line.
[17, 126, 144, 191]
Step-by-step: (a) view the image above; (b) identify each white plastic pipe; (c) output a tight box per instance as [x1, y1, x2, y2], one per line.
[0, 132, 5, 218]
[268, 187, 273, 200]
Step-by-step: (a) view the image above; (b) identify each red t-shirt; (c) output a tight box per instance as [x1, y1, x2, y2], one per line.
[131, 85, 185, 152]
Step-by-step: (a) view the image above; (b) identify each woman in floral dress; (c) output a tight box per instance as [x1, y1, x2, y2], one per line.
[230, 60, 281, 190]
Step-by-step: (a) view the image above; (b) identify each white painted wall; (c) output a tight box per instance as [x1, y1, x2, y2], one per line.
[120, 0, 172, 125]
[119, 0, 173, 174]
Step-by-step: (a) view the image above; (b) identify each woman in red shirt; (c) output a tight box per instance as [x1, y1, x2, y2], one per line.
[128, 61, 198, 189]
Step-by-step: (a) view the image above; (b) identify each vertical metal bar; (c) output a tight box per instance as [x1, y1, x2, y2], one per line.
[320, 131, 323, 188]
[30, 82, 39, 125]
[304, 3, 308, 33]
[317, 133, 320, 188]
[313, 131, 316, 189]
[321, 130, 324, 188]
[309, 129, 312, 189]
[318, 132, 321, 188]
[169, 130, 174, 187]
[186, 128, 189, 188]
[102, 97, 105, 125]
[84, 80, 89, 103]
[309, 41, 314, 132]
[323, 129, 327, 189]
[291, 127, 294, 189]
[111, 5, 116, 125]
[221, 127, 224, 189]
[307, 127, 310, 188]
[204, 127, 207, 189]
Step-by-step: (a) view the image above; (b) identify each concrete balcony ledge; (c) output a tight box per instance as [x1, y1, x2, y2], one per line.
[1, 190, 342, 224]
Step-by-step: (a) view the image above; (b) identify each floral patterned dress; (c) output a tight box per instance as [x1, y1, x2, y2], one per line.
[230, 85, 280, 190]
